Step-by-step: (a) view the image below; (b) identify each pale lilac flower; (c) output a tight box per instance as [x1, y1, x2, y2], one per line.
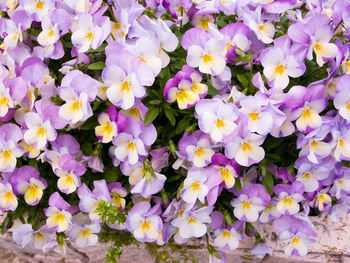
[13, 224, 56, 250]
[225, 127, 265, 167]
[69, 223, 100, 248]
[260, 37, 305, 90]
[213, 227, 243, 250]
[55, 159, 86, 194]
[196, 98, 238, 142]
[0, 182, 17, 211]
[273, 181, 304, 215]
[22, 0, 54, 20]
[10, 165, 47, 206]
[172, 206, 213, 239]
[295, 161, 329, 192]
[181, 168, 209, 204]
[126, 201, 163, 242]
[71, 13, 103, 53]
[77, 180, 111, 222]
[231, 184, 271, 222]
[45, 192, 77, 232]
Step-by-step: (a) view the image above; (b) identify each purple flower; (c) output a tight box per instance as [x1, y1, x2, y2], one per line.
[231, 184, 271, 222]
[10, 165, 47, 205]
[45, 192, 77, 232]
[273, 181, 304, 215]
[69, 222, 100, 248]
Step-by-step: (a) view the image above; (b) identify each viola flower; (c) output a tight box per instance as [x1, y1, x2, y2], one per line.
[225, 127, 265, 167]
[288, 14, 338, 67]
[108, 182, 127, 209]
[297, 128, 333, 164]
[273, 181, 304, 215]
[260, 38, 305, 90]
[0, 124, 24, 172]
[0, 182, 17, 211]
[37, 17, 60, 48]
[0, 82, 14, 117]
[22, 0, 54, 20]
[69, 223, 100, 248]
[10, 165, 47, 206]
[71, 13, 103, 53]
[164, 73, 198, 110]
[239, 96, 274, 135]
[187, 38, 226, 76]
[231, 184, 271, 222]
[295, 161, 329, 193]
[195, 98, 238, 142]
[259, 201, 281, 223]
[103, 49, 154, 110]
[77, 180, 111, 222]
[330, 170, 350, 199]
[58, 71, 98, 124]
[95, 113, 118, 143]
[243, 6, 275, 44]
[333, 127, 350, 161]
[292, 99, 327, 133]
[312, 189, 332, 211]
[55, 159, 86, 194]
[334, 91, 350, 122]
[113, 133, 147, 165]
[13, 224, 56, 250]
[23, 112, 56, 150]
[172, 206, 213, 239]
[185, 136, 215, 168]
[220, 22, 251, 63]
[181, 168, 209, 204]
[3, 19, 23, 48]
[211, 153, 240, 189]
[130, 167, 166, 198]
[274, 215, 316, 257]
[213, 227, 243, 250]
[45, 192, 77, 232]
[126, 202, 163, 242]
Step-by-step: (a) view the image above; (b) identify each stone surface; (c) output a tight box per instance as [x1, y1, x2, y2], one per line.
[0, 213, 350, 262]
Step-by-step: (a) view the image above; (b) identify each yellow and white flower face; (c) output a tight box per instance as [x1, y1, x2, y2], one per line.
[18, 177, 46, 205]
[46, 207, 71, 232]
[95, 113, 117, 143]
[276, 194, 300, 215]
[0, 183, 17, 211]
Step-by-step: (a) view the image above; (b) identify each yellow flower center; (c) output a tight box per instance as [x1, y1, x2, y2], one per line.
[216, 119, 224, 128]
[121, 81, 130, 92]
[222, 230, 231, 238]
[339, 139, 344, 147]
[242, 201, 251, 209]
[37, 126, 46, 137]
[310, 140, 318, 148]
[313, 43, 322, 52]
[195, 148, 204, 157]
[241, 141, 252, 152]
[303, 172, 311, 179]
[48, 29, 55, 37]
[283, 197, 293, 205]
[0, 96, 9, 106]
[81, 229, 91, 237]
[127, 142, 135, 150]
[291, 237, 299, 244]
[188, 218, 196, 224]
[191, 182, 200, 191]
[249, 112, 259, 120]
[141, 220, 151, 230]
[2, 150, 11, 160]
[302, 108, 311, 119]
[36, 0, 44, 9]
[86, 32, 94, 41]
[71, 100, 82, 112]
[202, 53, 212, 64]
[274, 64, 285, 75]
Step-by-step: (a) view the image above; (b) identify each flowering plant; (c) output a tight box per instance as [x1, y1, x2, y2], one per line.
[0, 0, 349, 262]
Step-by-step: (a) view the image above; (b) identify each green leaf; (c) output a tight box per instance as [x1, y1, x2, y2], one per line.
[81, 143, 93, 156]
[237, 74, 249, 88]
[104, 167, 120, 183]
[261, 166, 274, 195]
[207, 83, 220, 96]
[233, 177, 242, 191]
[80, 116, 98, 130]
[88, 62, 106, 70]
[144, 107, 159, 125]
[176, 117, 190, 134]
[164, 108, 176, 126]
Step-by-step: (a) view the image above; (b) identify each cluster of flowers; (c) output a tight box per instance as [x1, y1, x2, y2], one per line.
[0, 0, 350, 261]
